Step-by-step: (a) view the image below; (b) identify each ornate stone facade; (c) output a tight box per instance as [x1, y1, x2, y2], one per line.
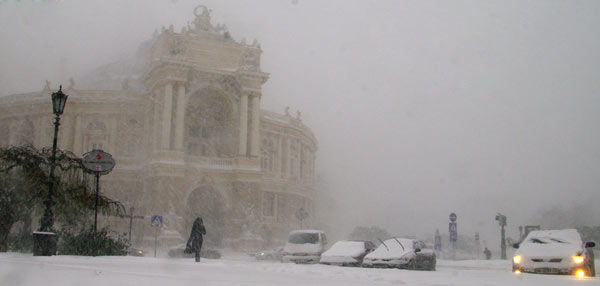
[0, 6, 317, 250]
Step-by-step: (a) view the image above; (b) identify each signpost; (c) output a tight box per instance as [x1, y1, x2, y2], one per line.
[151, 215, 163, 257]
[475, 232, 480, 259]
[81, 149, 115, 256]
[82, 150, 115, 233]
[449, 213, 458, 260]
[119, 207, 145, 243]
[434, 229, 442, 256]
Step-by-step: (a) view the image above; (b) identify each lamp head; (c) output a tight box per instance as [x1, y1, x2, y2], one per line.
[51, 85, 68, 116]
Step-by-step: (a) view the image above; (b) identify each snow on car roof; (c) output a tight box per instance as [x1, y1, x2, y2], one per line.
[517, 229, 583, 258]
[524, 229, 581, 244]
[366, 238, 414, 259]
[290, 229, 324, 234]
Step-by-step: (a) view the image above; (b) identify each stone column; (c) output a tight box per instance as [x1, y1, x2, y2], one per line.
[174, 83, 186, 150]
[35, 117, 45, 148]
[250, 93, 260, 157]
[152, 90, 161, 150]
[109, 116, 118, 152]
[276, 135, 282, 174]
[161, 83, 173, 150]
[61, 115, 72, 151]
[238, 93, 248, 156]
[73, 115, 82, 155]
[280, 136, 286, 176]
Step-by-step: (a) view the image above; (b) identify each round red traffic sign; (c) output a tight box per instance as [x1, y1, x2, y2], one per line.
[82, 149, 115, 174]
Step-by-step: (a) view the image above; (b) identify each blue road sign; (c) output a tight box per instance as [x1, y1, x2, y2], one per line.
[151, 215, 163, 227]
[475, 232, 480, 241]
[449, 213, 457, 222]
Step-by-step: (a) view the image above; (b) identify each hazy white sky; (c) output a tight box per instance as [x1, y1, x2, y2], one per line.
[1, 0, 599, 247]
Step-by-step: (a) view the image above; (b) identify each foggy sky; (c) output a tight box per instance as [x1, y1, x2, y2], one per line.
[1, 0, 599, 248]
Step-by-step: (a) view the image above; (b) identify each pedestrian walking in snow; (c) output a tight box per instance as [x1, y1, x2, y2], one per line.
[186, 217, 207, 262]
[484, 247, 491, 260]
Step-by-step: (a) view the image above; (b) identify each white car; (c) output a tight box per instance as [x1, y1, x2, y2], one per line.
[254, 247, 284, 261]
[282, 230, 327, 264]
[512, 229, 595, 277]
[320, 240, 376, 266]
[362, 238, 436, 270]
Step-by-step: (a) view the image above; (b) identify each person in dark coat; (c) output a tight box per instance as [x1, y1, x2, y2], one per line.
[186, 217, 206, 262]
[484, 247, 492, 260]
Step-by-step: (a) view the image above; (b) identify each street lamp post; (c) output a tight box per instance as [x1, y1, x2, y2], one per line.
[495, 213, 507, 260]
[33, 85, 68, 256]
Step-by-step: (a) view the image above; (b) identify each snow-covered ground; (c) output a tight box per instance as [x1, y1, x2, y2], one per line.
[1, 252, 598, 286]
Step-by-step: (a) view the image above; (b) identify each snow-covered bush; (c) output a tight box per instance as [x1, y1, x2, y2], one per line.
[58, 227, 128, 256]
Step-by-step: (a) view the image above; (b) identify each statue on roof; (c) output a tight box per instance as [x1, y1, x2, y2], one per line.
[193, 5, 213, 32]
[67, 77, 75, 90]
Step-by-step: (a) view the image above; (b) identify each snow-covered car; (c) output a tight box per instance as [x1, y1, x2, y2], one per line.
[167, 244, 222, 259]
[282, 230, 328, 264]
[319, 240, 376, 266]
[362, 238, 436, 270]
[512, 229, 595, 277]
[254, 247, 284, 261]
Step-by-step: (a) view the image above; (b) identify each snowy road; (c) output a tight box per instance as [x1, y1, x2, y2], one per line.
[1, 253, 598, 286]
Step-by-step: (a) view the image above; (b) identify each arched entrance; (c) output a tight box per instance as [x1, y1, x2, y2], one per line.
[184, 185, 226, 248]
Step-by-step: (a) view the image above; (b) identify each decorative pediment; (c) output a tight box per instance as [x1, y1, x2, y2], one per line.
[187, 71, 242, 98]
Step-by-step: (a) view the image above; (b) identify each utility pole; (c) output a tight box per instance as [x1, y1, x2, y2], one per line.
[495, 213, 507, 260]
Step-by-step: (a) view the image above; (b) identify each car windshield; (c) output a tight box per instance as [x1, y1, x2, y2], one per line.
[288, 233, 319, 244]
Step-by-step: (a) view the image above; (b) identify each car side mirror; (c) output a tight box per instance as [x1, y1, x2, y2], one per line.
[512, 243, 519, 249]
[415, 248, 421, 253]
[585, 242, 596, 248]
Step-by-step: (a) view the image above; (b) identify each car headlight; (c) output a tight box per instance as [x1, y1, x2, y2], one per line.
[137, 250, 143, 254]
[260, 252, 265, 256]
[573, 255, 584, 264]
[513, 255, 522, 264]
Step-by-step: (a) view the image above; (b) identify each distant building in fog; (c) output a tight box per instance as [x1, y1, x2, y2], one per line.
[0, 6, 317, 249]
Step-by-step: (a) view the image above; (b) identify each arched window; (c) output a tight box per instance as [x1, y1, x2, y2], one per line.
[185, 88, 236, 157]
[17, 119, 34, 146]
[86, 119, 107, 151]
[261, 137, 275, 173]
[262, 192, 275, 217]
